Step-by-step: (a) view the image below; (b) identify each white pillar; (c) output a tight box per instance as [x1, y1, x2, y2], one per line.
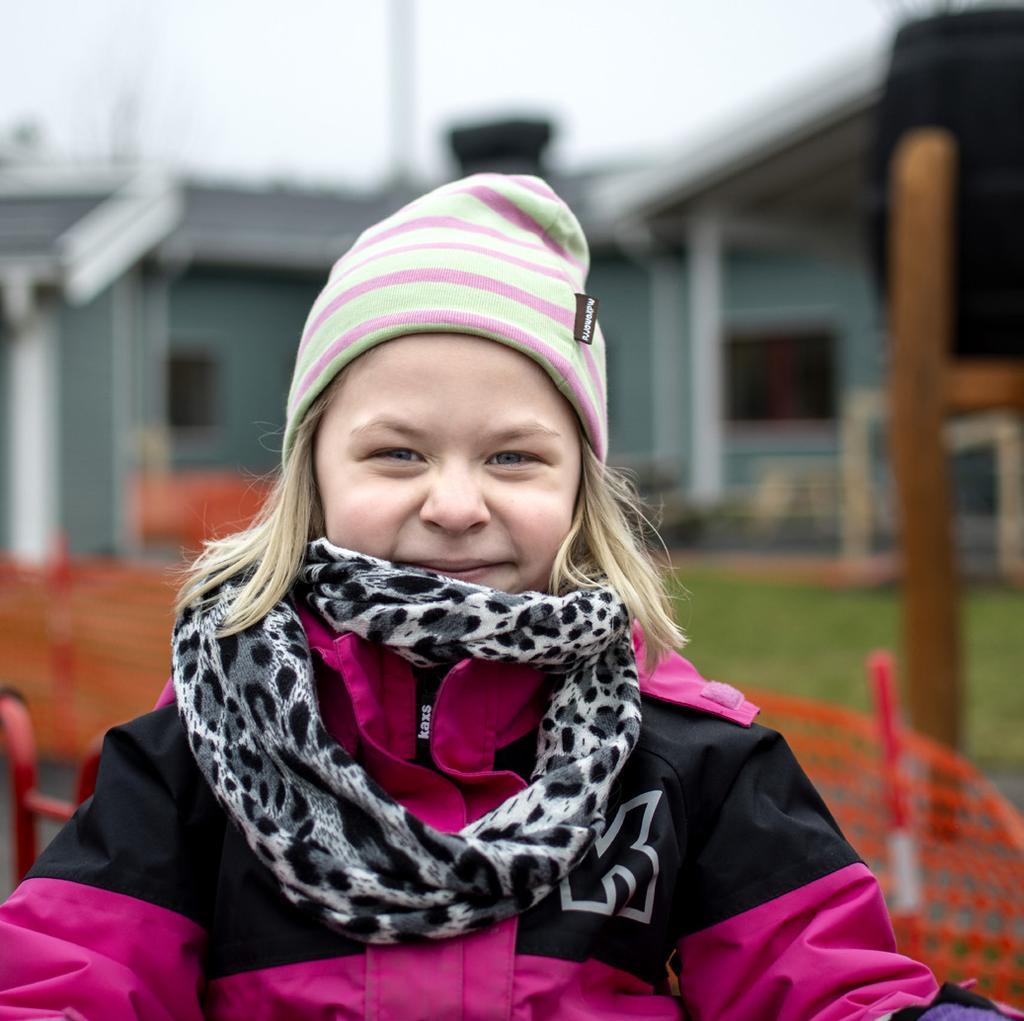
[6, 288, 59, 562]
[650, 257, 684, 485]
[111, 274, 135, 553]
[390, 0, 415, 185]
[687, 211, 724, 502]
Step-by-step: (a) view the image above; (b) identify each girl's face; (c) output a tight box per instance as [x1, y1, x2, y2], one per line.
[313, 333, 583, 594]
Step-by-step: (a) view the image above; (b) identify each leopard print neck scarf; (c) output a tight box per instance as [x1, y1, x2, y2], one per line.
[172, 538, 641, 943]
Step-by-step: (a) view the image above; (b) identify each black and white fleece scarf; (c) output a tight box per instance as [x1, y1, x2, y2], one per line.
[172, 538, 641, 943]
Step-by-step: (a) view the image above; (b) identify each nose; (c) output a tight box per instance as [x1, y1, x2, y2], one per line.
[419, 465, 490, 534]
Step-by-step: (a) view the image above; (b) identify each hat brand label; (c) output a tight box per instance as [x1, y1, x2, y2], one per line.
[574, 293, 599, 345]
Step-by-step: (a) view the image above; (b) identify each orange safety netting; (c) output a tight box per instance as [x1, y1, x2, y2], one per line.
[0, 559, 1021, 1000]
[748, 687, 1024, 1005]
[130, 471, 272, 553]
[0, 558, 175, 758]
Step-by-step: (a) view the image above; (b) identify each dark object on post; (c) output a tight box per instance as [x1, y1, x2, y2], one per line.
[449, 118, 552, 177]
[868, 8, 1024, 358]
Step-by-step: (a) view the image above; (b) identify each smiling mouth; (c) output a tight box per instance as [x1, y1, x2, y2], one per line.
[408, 561, 504, 577]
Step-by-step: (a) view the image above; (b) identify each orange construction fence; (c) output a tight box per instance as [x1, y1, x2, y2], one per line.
[130, 470, 272, 553]
[0, 555, 1021, 1000]
[0, 554, 176, 758]
[748, 684, 1024, 1005]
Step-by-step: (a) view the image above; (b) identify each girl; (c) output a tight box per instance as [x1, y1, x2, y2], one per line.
[0, 174, 1013, 1020]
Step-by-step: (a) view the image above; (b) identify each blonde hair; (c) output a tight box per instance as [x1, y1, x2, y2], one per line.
[175, 384, 684, 673]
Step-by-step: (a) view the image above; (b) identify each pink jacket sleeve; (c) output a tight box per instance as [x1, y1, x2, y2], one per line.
[0, 704, 212, 1021]
[0, 876, 207, 1021]
[677, 862, 940, 1021]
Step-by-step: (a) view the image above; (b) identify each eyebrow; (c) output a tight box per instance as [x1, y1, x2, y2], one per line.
[350, 417, 563, 442]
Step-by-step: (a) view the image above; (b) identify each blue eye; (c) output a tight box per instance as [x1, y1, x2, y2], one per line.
[490, 451, 531, 466]
[379, 448, 420, 461]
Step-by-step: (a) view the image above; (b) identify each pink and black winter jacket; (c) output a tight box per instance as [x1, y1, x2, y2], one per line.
[0, 606, 951, 1020]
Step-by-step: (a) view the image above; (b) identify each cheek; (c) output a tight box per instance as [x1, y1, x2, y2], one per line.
[320, 486, 405, 554]
[510, 504, 574, 593]
[512, 491, 575, 554]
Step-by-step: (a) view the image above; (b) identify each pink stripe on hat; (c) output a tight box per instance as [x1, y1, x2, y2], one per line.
[347, 215, 569, 267]
[449, 183, 586, 271]
[335, 241, 577, 290]
[507, 175, 562, 201]
[299, 268, 574, 360]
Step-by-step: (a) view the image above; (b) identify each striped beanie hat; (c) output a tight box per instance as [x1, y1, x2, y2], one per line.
[284, 173, 607, 462]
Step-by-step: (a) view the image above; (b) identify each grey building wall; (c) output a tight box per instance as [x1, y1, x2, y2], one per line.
[589, 256, 655, 461]
[586, 245, 876, 499]
[167, 268, 323, 472]
[719, 247, 881, 489]
[58, 284, 121, 554]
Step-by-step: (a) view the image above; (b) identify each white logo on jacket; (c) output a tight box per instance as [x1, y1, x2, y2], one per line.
[559, 790, 662, 924]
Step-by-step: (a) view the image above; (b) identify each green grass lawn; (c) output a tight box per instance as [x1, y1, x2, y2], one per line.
[666, 567, 1024, 770]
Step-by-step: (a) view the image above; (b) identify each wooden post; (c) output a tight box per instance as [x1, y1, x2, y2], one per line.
[887, 129, 962, 749]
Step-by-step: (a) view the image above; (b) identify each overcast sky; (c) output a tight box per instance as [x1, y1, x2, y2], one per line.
[4, 0, 914, 190]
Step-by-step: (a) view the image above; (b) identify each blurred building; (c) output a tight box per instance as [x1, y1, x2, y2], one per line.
[0, 49, 1006, 561]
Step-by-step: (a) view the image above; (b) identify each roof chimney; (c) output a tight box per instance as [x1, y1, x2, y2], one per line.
[448, 118, 553, 176]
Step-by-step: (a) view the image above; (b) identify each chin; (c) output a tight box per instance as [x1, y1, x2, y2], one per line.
[468, 567, 535, 594]
[468, 566, 519, 591]
[500, 574, 549, 595]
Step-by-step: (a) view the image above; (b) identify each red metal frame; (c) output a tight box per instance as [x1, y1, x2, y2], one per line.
[0, 689, 101, 886]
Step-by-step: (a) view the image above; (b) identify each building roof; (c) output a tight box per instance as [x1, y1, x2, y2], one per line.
[0, 163, 612, 297]
[590, 47, 887, 233]
[158, 167, 614, 273]
[159, 181, 418, 273]
[0, 195, 108, 258]
[0, 165, 181, 305]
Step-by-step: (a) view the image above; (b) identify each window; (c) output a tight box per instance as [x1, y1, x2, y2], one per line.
[726, 329, 836, 422]
[168, 352, 218, 431]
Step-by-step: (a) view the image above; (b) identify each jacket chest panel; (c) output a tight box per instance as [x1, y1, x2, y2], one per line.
[515, 750, 685, 987]
[205, 749, 684, 995]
